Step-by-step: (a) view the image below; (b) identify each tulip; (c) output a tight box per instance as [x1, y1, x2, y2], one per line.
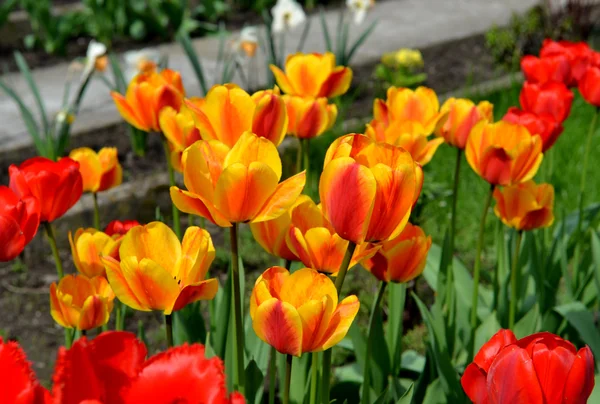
[185, 85, 288, 148]
[68, 147, 122, 193]
[170, 132, 306, 227]
[111, 69, 185, 132]
[578, 65, 600, 107]
[520, 54, 571, 85]
[0, 186, 40, 262]
[0, 338, 51, 403]
[540, 39, 595, 84]
[101, 222, 218, 314]
[519, 81, 574, 123]
[250, 267, 360, 356]
[159, 105, 202, 172]
[493, 181, 554, 232]
[465, 121, 543, 186]
[435, 98, 494, 149]
[284, 95, 338, 139]
[360, 223, 431, 283]
[320, 134, 417, 244]
[462, 330, 595, 404]
[50, 274, 115, 331]
[271, 52, 353, 99]
[9, 157, 83, 223]
[104, 219, 141, 237]
[69, 228, 121, 277]
[503, 107, 562, 151]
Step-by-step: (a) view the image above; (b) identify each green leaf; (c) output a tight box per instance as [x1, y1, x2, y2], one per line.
[319, 9, 332, 52]
[210, 275, 231, 360]
[372, 387, 390, 404]
[14, 51, 49, 137]
[474, 312, 501, 355]
[400, 350, 425, 374]
[387, 283, 406, 376]
[244, 359, 265, 404]
[177, 31, 208, 95]
[109, 53, 127, 93]
[422, 378, 446, 404]
[369, 302, 391, 394]
[513, 303, 540, 339]
[173, 301, 207, 345]
[346, 19, 378, 65]
[590, 231, 600, 298]
[555, 302, 600, 363]
[397, 383, 414, 404]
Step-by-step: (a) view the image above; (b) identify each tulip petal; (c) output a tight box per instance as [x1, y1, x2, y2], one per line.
[69, 148, 102, 192]
[103, 257, 149, 312]
[170, 187, 232, 228]
[78, 296, 109, 331]
[473, 329, 517, 372]
[175, 227, 215, 285]
[318, 66, 353, 98]
[253, 298, 303, 356]
[253, 171, 306, 223]
[280, 268, 338, 309]
[120, 222, 181, 275]
[225, 132, 282, 180]
[50, 282, 70, 328]
[563, 346, 595, 404]
[111, 92, 144, 130]
[319, 295, 360, 351]
[530, 341, 576, 403]
[0, 338, 50, 404]
[297, 295, 335, 352]
[0, 214, 25, 262]
[202, 85, 254, 147]
[137, 258, 181, 314]
[461, 363, 489, 404]
[270, 65, 296, 96]
[172, 278, 219, 312]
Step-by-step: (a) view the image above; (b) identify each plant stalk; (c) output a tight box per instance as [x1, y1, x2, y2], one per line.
[165, 314, 173, 348]
[446, 148, 462, 311]
[508, 231, 523, 329]
[230, 223, 246, 394]
[92, 193, 100, 230]
[576, 107, 599, 239]
[283, 354, 293, 404]
[310, 352, 320, 404]
[162, 137, 181, 239]
[303, 138, 310, 193]
[44, 222, 64, 279]
[268, 346, 277, 404]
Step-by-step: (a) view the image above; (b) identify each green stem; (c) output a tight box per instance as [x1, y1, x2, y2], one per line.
[162, 138, 181, 239]
[469, 186, 494, 359]
[92, 193, 100, 229]
[65, 328, 74, 348]
[576, 108, 599, 239]
[296, 138, 303, 173]
[334, 242, 356, 295]
[165, 314, 173, 348]
[283, 354, 293, 404]
[361, 281, 388, 404]
[310, 352, 320, 404]
[268, 346, 277, 404]
[508, 231, 523, 329]
[303, 138, 310, 194]
[230, 223, 246, 394]
[446, 148, 461, 312]
[44, 222, 64, 279]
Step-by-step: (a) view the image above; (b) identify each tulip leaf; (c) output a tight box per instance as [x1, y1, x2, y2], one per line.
[210, 274, 232, 360]
[334, 362, 363, 384]
[370, 304, 391, 394]
[400, 350, 425, 375]
[244, 359, 264, 404]
[555, 301, 600, 363]
[474, 312, 501, 355]
[386, 282, 406, 376]
[589, 231, 600, 298]
[177, 31, 208, 95]
[318, 8, 332, 52]
[173, 301, 207, 345]
[14, 51, 49, 135]
[397, 383, 414, 404]
[513, 303, 540, 339]
[422, 378, 446, 404]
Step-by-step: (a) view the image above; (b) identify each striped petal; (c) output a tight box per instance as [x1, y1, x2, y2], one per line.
[120, 222, 181, 276]
[280, 268, 337, 309]
[253, 298, 303, 356]
[170, 187, 232, 228]
[319, 295, 360, 350]
[78, 296, 110, 330]
[252, 171, 306, 223]
[172, 278, 219, 312]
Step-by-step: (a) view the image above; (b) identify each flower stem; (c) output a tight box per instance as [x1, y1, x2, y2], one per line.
[303, 138, 310, 194]
[445, 148, 461, 313]
[361, 281, 388, 404]
[296, 138, 303, 173]
[268, 346, 277, 404]
[576, 107, 599, 239]
[310, 352, 320, 404]
[65, 328, 74, 349]
[44, 222, 64, 279]
[469, 186, 494, 359]
[165, 314, 173, 348]
[230, 223, 246, 394]
[92, 193, 100, 229]
[283, 354, 293, 404]
[508, 231, 523, 329]
[334, 242, 356, 295]
[162, 138, 181, 239]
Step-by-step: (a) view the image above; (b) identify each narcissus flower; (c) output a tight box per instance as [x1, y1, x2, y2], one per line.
[250, 267, 359, 356]
[347, 0, 374, 25]
[69, 147, 122, 193]
[521, 54, 571, 85]
[101, 222, 218, 314]
[271, 0, 306, 33]
[360, 223, 431, 283]
[9, 157, 83, 223]
[493, 181, 554, 231]
[159, 105, 202, 172]
[104, 219, 141, 237]
[271, 52, 353, 99]
[578, 66, 600, 107]
[284, 95, 337, 139]
[519, 81, 574, 123]
[69, 228, 121, 277]
[0, 186, 40, 262]
[462, 330, 594, 404]
[320, 134, 417, 244]
[435, 98, 494, 149]
[171, 132, 305, 227]
[0, 338, 51, 403]
[185, 85, 288, 147]
[503, 107, 562, 151]
[540, 39, 595, 84]
[111, 69, 184, 132]
[50, 274, 115, 331]
[465, 121, 543, 186]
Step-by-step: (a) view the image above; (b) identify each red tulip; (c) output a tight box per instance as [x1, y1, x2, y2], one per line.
[503, 107, 562, 151]
[578, 66, 600, 107]
[462, 330, 595, 404]
[521, 54, 571, 85]
[540, 39, 595, 85]
[104, 220, 141, 237]
[0, 186, 40, 262]
[9, 157, 83, 223]
[0, 337, 51, 404]
[520, 81, 574, 123]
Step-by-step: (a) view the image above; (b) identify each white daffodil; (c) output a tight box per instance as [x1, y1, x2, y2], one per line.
[239, 26, 259, 57]
[346, 0, 374, 25]
[83, 40, 107, 76]
[123, 48, 161, 81]
[271, 0, 306, 34]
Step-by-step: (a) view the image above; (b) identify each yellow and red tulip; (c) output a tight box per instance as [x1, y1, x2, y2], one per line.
[251, 87, 289, 145]
[435, 98, 493, 149]
[111, 69, 185, 132]
[319, 134, 418, 244]
[101, 221, 218, 314]
[270, 52, 353, 99]
[170, 132, 306, 227]
[159, 105, 202, 172]
[283, 95, 338, 139]
[69, 228, 121, 278]
[50, 274, 115, 331]
[466, 121, 543, 186]
[493, 181, 554, 231]
[68, 147, 122, 193]
[250, 267, 359, 356]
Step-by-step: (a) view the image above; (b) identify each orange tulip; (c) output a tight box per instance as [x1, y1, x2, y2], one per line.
[111, 69, 185, 132]
[250, 266, 359, 356]
[50, 274, 115, 330]
[466, 121, 543, 186]
[283, 95, 338, 139]
[101, 222, 218, 314]
[493, 181, 554, 231]
[360, 223, 431, 283]
[435, 98, 493, 149]
[170, 132, 306, 227]
[159, 105, 202, 172]
[185, 85, 288, 148]
[69, 147, 122, 193]
[320, 134, 418, 244]
[69, 228, 121, 278]
[270, 52, 353, 99]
